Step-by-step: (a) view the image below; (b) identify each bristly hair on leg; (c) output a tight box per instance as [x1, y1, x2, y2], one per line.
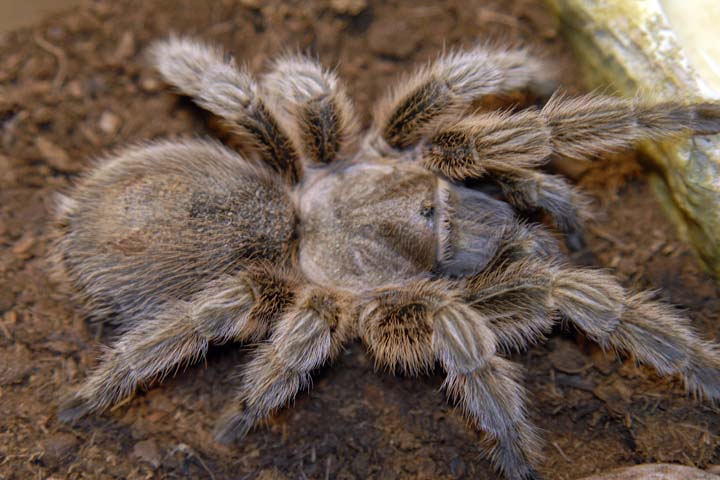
[149, 36, 303, 182]
[432, 300, 543, 480]
[57, 266, 299, 422]
[214, 286, 354, 444]
[550, 266, 720, 402]
[371, 41, 557, 151]
[261, 53, 360, 167]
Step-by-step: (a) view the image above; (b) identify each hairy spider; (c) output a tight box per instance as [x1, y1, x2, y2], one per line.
[54, 37, 720, 480]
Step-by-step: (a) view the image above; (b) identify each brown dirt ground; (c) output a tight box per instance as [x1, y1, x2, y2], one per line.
[1, 0, 719, 479]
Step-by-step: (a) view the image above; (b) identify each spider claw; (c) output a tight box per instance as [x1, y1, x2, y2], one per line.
[692, 101, 720, 134]
[212, 410, 254, 445]
[57, 394, 92, 423]
[523, 468, 544, 480]
[499, 461, 544, 480]
[564, 229, 585, 252]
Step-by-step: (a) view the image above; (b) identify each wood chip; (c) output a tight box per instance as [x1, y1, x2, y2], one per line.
[35, 137, 80, 173]
[12, 234, 35, 256]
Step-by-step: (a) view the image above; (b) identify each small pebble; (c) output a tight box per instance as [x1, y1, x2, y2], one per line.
[66, 80, 84, 98]
[133, 438, 161, 468]
[0, 290, 14, 313]
[548, 338, 591, 374]
[98, 111, 121, 135]
[0, 344, 32, 385]
[239, 0, 263, 8]
[580, 464, 720, 479]
[329, 0, 367, 15]
[113, 32, 136, 61]
[44, 340, 79, 354]
[140, 76, 160, 92]
[42, 433, 79, 467]
[256, 468, 289, 480]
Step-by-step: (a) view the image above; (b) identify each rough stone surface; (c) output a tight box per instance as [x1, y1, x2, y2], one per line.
[548, 0, 720, 278]
[580, 463, 720, 480]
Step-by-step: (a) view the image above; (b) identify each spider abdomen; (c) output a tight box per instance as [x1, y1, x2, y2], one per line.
[54, 140, 297, 324]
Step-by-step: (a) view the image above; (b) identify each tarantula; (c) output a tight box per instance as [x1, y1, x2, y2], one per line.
[54, 37, 720, 480]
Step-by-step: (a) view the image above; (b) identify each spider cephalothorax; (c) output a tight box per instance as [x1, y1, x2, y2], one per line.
[54, 37, 720, 480]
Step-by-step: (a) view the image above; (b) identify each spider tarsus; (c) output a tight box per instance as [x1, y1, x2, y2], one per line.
[540, 93, 720, 160]
[563, 229, 585, 252]
[212, 409, 255, 445]
[521, 467, 544, 480]
[552, 268, 720, 402]
[57, 395, 92, 423]
[691, 101, 720, 134]
[215, 287, 353, 445]
[611, 291, 720, 402]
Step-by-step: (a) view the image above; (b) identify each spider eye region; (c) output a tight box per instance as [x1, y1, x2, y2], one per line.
[419, 201, 435, 219]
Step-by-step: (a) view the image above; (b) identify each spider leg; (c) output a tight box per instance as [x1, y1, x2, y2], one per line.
[489, 220, 561, 266]
[359, 281, 542, 480]
[149, 36, 302, 183]
[462, 221, 565, 352]
[371, 44, 557, 151]
[423, 94, 720, 177]
[463, 259, 720, 400]
[421, 95, 720, 231]
[497, 168, 591, 236]
[261, 55, 360, 167]
[541, 92, 720, 160]
[58, 266, 297, 421]
[423, 111, 590, 233]
[213, 287, 353, 443]
[552, 266, 720, 400]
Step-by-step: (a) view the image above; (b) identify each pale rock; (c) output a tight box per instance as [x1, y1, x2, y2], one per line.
[547, 0, 720, 277]
[579, 463, 719, 479]
[329, 0, 367, 16]
[98, 111, 121, 136]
